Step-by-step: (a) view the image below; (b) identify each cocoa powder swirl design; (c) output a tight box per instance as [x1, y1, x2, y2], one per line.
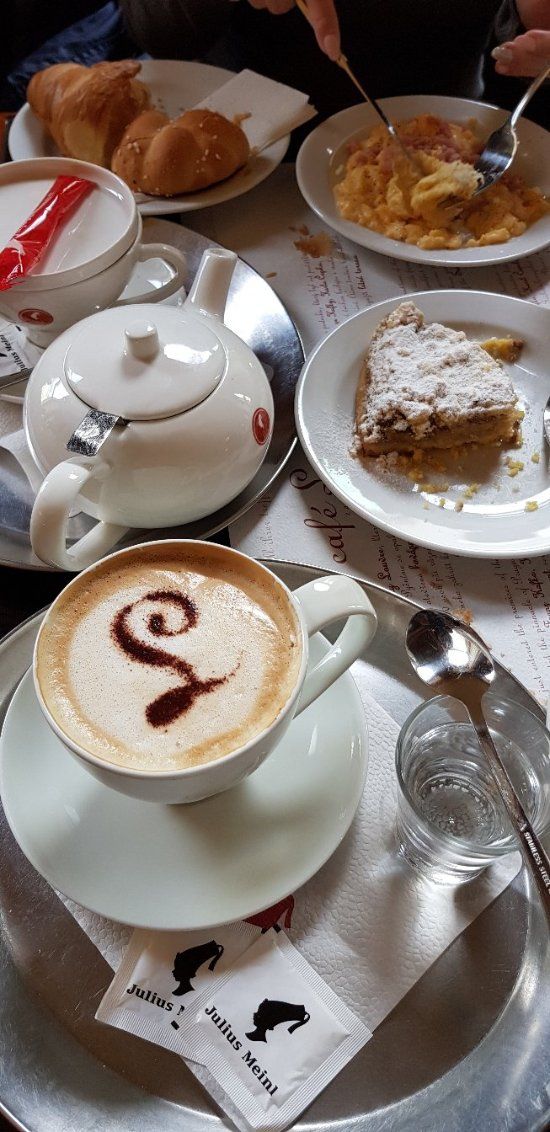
[111, 589, 232, 728]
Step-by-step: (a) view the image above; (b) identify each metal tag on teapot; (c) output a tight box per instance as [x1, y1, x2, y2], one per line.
[66, 409, 123, 458]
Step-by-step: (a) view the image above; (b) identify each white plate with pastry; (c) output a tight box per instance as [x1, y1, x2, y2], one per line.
[9, 59, 289, 216]
[296, 95, 550, 267]
[296, 290, 550, 558]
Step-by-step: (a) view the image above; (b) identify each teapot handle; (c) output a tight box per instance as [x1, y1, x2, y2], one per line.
[30, 459, 128, 571]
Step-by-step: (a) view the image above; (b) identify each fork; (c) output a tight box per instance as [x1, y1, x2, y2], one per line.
[473, 64, 550, 195]
[543, 392, 550, 448]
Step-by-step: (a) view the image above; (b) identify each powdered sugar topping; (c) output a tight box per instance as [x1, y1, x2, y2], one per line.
[356, 301, 517, 445]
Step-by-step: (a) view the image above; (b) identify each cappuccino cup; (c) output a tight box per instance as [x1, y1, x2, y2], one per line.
[33, 540, 377, 803]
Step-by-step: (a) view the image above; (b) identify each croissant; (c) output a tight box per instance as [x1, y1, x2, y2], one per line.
[111, 108, 250, 196]
[27, 60, 150, 168]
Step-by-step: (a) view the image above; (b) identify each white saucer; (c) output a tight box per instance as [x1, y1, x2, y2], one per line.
[296, 290, 550, 559]
[9, 60, 289, 217]
[296, 95, 550, 267]
[0, 635, 367, 930]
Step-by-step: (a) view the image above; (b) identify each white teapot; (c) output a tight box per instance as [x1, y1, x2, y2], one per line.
[27, 248, 274, 570]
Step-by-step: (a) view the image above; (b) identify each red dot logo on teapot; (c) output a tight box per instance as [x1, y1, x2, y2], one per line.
[253, 407, 270, 445]
[18, 308, 54, 325]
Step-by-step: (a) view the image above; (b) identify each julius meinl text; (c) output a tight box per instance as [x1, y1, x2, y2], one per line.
[204, 1004, 278, 1096]
[125, 986, 278, 1096]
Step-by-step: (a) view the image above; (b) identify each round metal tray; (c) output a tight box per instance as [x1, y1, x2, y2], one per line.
[0, 561, 548, 1132]
[0, 221, 302, 570]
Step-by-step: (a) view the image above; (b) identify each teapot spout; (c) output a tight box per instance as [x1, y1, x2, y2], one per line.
[185, 247, 237, 322]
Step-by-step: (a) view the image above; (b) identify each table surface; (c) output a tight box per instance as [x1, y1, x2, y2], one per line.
[1, 144, 549, 1130]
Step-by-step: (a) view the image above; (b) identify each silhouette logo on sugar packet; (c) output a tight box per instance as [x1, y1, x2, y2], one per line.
[172, 940, 224, 995]
[246, 999, 310, 1043]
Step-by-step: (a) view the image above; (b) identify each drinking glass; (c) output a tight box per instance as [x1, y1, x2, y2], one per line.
[395, 694, 550, 884]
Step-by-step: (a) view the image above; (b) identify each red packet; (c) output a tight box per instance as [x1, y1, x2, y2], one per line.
[0, 176, 94, 291]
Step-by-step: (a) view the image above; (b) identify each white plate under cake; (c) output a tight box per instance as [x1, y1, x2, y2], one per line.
[296, 290, 550, 559]
[355, 301, 521, 457]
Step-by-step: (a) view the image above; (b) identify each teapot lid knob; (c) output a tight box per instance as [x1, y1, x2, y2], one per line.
[62, 304, 226, 420]
[125, 321, 159, 362]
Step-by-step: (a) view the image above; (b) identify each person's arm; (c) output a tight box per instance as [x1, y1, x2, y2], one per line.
[492, 0, 550, 75]
[516, 0, 550, 26]
[119, 0, 233, 60]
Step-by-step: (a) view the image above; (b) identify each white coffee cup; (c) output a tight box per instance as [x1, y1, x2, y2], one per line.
[0, 158, 186, 345]
[33, 540, 377, 804]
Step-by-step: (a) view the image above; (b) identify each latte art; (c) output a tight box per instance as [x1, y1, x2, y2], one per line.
[36, 545, 302, 772]
[111, 589, 234, 727]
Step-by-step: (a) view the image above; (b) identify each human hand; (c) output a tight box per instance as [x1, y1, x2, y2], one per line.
[492, 29, 550, 76]
[246, 0, 341, 60]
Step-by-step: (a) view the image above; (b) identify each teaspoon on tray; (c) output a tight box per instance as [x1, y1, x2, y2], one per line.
[406, 609, 550, 919]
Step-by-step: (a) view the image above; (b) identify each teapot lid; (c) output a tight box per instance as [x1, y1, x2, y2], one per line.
[63, 304, 225, 420]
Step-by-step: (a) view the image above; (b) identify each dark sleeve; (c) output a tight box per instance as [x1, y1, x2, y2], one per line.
[119, 0, 233, 60]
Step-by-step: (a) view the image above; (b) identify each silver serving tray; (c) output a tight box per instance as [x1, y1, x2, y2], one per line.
[0, 224, 302, 570]
[0, 561, 549, 1132]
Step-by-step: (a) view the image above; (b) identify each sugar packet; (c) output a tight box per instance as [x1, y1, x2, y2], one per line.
[97, 924, 370, 1131]
[179, 931, 371, 1132]
[95, 921, 259, 1054]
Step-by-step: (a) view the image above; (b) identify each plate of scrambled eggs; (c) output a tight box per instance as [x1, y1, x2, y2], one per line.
[296, 95, 550, 265]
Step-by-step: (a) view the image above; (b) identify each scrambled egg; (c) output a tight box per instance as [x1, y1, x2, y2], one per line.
[334, 115, 548, 250]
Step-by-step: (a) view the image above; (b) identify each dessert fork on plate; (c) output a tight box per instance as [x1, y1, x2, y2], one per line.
[543, 392, 550, 448]
[473, 64, 550, 195]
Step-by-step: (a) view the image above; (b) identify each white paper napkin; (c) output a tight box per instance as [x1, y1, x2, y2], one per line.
[0, 321, 43, 496]
[58, 663, 520, 1033]
[0, 385, 42, 507]
[195, 70, 317, 152]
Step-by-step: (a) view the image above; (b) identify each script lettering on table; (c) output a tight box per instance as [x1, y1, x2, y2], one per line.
[289, 468, 356, 564]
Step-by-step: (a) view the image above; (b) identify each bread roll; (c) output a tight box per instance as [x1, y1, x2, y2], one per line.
[111, 108, 250, 195]
[27, 61, 150, 167]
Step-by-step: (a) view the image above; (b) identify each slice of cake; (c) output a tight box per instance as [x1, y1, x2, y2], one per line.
[355, 302, 521, 457]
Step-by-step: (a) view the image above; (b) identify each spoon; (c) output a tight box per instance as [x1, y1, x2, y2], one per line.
[472, 64, 550, 197]
[406, 609, 550, 916]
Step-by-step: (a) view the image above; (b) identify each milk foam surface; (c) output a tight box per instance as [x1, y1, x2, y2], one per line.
[37, 547, 302, 771]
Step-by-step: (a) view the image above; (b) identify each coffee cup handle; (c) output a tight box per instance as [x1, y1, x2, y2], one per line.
[30, 459, 128, 571]
[113, 243, 187, 306]
[292, 575, 377, 714]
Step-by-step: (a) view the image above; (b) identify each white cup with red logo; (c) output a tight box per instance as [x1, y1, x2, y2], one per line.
[0, 157, 186, 345]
